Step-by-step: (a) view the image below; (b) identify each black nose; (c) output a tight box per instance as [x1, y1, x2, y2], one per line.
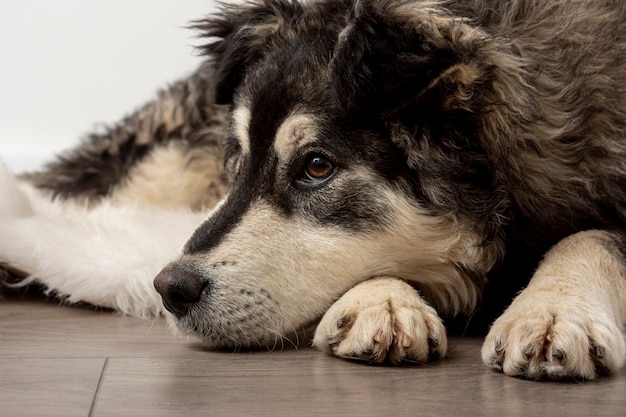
[154, 265, 208, 317]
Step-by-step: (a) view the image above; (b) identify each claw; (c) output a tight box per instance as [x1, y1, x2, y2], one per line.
[373, 329, 385, 343]
[400, 333, 412, 348]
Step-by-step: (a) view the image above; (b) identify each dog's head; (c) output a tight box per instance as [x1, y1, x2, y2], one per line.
[154, 0, 516, 349]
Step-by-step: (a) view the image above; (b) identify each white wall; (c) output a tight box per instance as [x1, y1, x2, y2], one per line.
[0, 0, 220, 172]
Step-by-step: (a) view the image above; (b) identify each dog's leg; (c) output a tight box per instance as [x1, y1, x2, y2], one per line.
[313, 277, 447, 364]
[482, 230, 626, 379]
[23, 70, 228, 209]
[0, 161, 207, 317]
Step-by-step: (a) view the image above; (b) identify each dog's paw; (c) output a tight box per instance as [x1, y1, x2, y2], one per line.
[481, 291, 626, 380]
[313, 277, 447, 364]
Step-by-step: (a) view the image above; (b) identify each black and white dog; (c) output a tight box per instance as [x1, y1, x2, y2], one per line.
[1, 0, 625, 380]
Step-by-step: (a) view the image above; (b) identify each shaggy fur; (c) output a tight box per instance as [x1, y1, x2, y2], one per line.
[1, 0, 625, 380]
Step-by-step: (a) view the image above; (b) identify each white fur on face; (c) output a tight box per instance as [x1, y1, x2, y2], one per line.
[231, 105, 252, 156]
[171, 179, 487, 349]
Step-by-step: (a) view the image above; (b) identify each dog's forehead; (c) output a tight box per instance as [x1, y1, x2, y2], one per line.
[229, 40, 335, 155]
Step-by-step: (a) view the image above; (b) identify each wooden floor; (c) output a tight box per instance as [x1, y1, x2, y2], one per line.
[1, 291, 625, 417]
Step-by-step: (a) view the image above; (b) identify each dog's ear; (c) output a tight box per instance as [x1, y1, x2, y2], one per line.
[331, 1, 506, 118]
[193, 1, 303, 105]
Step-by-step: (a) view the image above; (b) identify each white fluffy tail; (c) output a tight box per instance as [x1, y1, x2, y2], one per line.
[0, 162, 34, 217]
[0, 160, 208, 317]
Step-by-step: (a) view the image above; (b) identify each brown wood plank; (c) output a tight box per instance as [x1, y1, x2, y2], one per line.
[0, 358, 105, 417]
[1, 294, 626, 417]
[93, 345, 626, 417]
[0, 295, 185, 358]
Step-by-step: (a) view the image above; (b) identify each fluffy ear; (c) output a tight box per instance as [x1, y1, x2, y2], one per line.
[193, 0, 303, 105]
[331, 0, 501, 118]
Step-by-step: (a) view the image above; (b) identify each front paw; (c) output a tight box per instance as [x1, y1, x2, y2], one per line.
[313, 277, 447, 364]
[481, 292, 626, 380]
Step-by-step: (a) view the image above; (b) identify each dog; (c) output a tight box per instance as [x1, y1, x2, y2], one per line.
[1, 0, 625, 381]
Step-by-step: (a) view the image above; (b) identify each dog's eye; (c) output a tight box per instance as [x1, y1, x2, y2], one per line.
[302, 154, 335, 184]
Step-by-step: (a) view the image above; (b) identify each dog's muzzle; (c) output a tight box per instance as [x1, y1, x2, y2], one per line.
[153, 265, 207, 316]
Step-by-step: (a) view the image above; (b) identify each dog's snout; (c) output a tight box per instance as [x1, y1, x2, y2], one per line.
[154, 266, 208, 317]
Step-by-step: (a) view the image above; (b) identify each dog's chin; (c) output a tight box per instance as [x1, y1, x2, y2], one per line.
[162, 306, 317, 352]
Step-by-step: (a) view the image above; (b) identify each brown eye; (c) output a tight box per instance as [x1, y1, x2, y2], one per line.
[302, 154, 335, 183]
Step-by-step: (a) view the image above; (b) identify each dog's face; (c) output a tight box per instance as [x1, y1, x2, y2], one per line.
[155, 0, 512, 349]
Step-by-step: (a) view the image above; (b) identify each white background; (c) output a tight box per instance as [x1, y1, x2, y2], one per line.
[0, 0, 220, 172]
